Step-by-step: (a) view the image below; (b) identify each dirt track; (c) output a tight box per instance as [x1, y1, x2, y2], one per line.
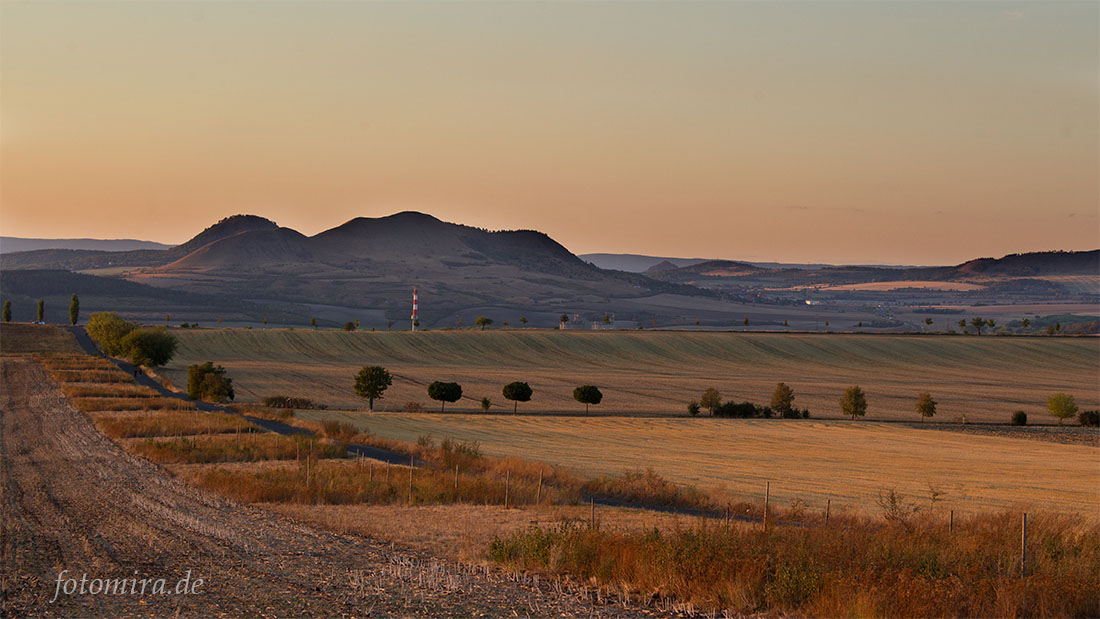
[0, 357, 650, 617]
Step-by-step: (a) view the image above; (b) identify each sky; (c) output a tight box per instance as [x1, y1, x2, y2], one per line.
[2, 1, 1097, 265]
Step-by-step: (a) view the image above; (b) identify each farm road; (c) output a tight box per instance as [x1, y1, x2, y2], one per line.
[66, 326, 413, 465]
[0, 356, 658, 617]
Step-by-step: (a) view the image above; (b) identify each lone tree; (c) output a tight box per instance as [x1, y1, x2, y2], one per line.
[343, 322, 356, 331]
[1021, 318, 1031, 329]
[957, 319, 967, 333]
[475, 316, 493, 330]
[771, 382, 795, 415]
[480, 397, 492, 413]
[36, 299, 44, 323]
[700, 388, 722, 415]
[502, 381, 533, 413]
[519, 316, 528, 325]
[573, 385, 603, 413]
[1047, 393, 1078, 426]
[69, 294, 80, 325]
[916, 392, 936, 422]
[2, 300, 10, 322]
[970, 317, 987, 336]
[122, 328, 178, 367]
[840, 385, 868, 419]
[924, 317, 933, 329]
[187, 362, 234, 402]
[427, 381, 463, 412]
[310, 317, 317, 328]
[354, 366, 392, 412]
[559, 314, 569, 330]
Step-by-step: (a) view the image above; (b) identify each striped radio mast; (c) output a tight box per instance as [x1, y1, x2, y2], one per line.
[411, 289, 419, 332]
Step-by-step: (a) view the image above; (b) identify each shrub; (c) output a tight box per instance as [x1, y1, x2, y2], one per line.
[687, 400, 700, 416]
[120, 328, 178, 367]
[781, 407, 802, 419]
[321, 420, 358, 442]
[403, 401, 423, 413]
[801, 408, 811, 419]
[1078, 410, 1099, 427]
[713, 401, 758, 418]
[187, 362, 234, 402]
[85, 312, 137, 356]
[343, 322, 356, 331]
[1011, 410, 1027, 426]
[480, 396, 492, 413]
[262, 395, 315, 409]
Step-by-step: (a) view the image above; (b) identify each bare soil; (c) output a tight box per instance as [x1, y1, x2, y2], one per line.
[0, 356, 661, 617]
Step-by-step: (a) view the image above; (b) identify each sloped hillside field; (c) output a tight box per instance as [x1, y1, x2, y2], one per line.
[164, 329, 1098, 422]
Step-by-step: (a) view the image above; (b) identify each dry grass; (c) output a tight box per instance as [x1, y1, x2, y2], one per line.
[302, 412, 1100, 515]
[162, 328, 1099, 422]
[91, 410, 254, 438]
[489, 512, 1100, 618]
[70, 396, 194, 412]
[39, 355, 118, 371]
[127, 433, 345, 464]
[50, 369, 134, 383]
[60, 382, 159, 398]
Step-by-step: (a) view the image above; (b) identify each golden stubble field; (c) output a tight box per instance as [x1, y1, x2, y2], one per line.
[298, 412, 1100, 516]
[163, 328, 1099, 422]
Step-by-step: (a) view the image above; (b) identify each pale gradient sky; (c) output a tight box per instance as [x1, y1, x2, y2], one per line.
[2, 1, 1097, 265]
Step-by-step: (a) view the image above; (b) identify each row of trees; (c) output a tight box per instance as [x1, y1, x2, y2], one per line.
[0, 294, 81, 325]
[351, 367, 602, 413]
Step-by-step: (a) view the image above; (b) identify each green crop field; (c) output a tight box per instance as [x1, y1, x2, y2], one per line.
[297, 411, 1099, 516]
[163, 328, 1099, 422]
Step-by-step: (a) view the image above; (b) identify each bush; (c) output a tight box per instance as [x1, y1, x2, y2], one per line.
[801, 408, 811, 419]
[403, 401, 423, 413]
[86, 312, 137, 356]
[321, 420, 358, 442]
[1078, 410, 1099, 427]
[687, 400, 700, 416]
[713, 401, 759, 418]
[343, 322, 356, 331]
[187, 362, 234, 403]
[781, 407, 802, 419]
[262, 395, 316, 409]
[1011, 410, 1027, 426]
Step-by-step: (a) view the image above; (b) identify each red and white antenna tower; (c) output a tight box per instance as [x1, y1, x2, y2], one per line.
[411, 289, 419, 332]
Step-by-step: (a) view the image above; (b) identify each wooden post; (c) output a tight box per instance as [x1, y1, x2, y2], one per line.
[386, 461, 390, 484]
[369, 461, 373, 482]
[1021, 513, 1028, 576]
[949, 510, 954, 533]
[408, 455, 414, 505]
[504, 470, 510, 509]
[590, 497, 595, 527]
[763, 481, 770, 531]
[454, 464, 459, 494]
[825, 499, 831, 526]
[536, 469, 543, 505]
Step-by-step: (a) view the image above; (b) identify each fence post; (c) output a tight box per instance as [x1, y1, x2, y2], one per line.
[369, 461, 373, 482]
[408, 456, 414, 506]
[536, 469, 543, 505]
[825, 499, 831, 527]
[949, 510, 954, 533]
[504, 470, 510, 509]
[1021, 513, 1028, 576]
[763, 481, 770, 531]
[386, 461, 390, 484]
[590, 497, 595, 527]
[454, 465, 459, 494]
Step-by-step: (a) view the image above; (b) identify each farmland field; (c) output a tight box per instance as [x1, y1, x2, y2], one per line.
[297, 411, 1100, 516]
[163, 328, 1099, 422]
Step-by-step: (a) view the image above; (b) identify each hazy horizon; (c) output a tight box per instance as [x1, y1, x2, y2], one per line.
[2, 1, 1097, 264]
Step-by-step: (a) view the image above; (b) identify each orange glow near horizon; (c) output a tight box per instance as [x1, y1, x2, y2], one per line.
[1, 1, 1097, 265]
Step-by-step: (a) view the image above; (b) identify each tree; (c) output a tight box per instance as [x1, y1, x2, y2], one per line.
[86, 312, 137, 356]
[69, 294, 80, 325]
[427, 381, 462, 412]
[480, 397, 492, 413]
[743, 317, 749, 326]
[840, 385, 867, 419]
[957, 319, 967, 333]
[354, 318, 360, 328]
[1, 300, 10, 323]
[970, 317, 986, 336]
[987, 318, 996, 331]
[354, 366, 392, 412]
[343, 322, 356, 331]
[573, 385, 603, 413]
[771, 382, 795, 415]
[187, 362, 234, 402]
[782, 319, 788, 327]
[602, 315, 611, 325]
[262, 317, 268, 326]
[924, 317, 933, 329]
[310, 317, 317, 328]
[1047, 393, 1078, 426]
[916, 392, 936, 422]
[559, 314, 569, 330]
[519, 316, 528, 325]
[700, 388, 721, 415]
[1021, 318, 1031, 329]
[165, 314, 171, 325]
[475, 316, 493, 330]
[121, 328, 178, 367]
[36, 299, 44, 323]
[687, 400, 700, 416]
[502, 381, 533, 413]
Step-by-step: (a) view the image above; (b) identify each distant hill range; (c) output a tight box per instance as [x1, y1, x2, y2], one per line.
[2, 213, 1095, 329]
[580, 253, 912, 273]
[0, 236, 174, 254]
